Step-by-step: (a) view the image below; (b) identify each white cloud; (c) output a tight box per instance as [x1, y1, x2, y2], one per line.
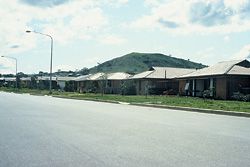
[0, 0, 109, 50]
[42, 7, 107, 44]
[130, 0, 250, 34]
[0, 57, 16, 74]
[223, 35, 230, 42]
[191, 47, 227, 65]
[99, 34, 126, 45]
[0, 0, 114, 73]
[0, 1, 37, 55]
[0, 0, 117, 74]
[224, 0, 249, 10]
[144, 0, 168, 7]
[29, 1, 108, 43]
[231, 44, 250, 60]
[104, 0, 129, 7]
[196, 47, 215, 58]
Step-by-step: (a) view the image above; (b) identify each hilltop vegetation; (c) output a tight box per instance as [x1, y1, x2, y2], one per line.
[89, 52, 205, 74]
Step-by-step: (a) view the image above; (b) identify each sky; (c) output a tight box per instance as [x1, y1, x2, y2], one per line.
[0, 0, 250, 74]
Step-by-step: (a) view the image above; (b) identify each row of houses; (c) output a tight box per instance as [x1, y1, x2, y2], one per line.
[1, 59, 250, 100]
[75, 59, 250, 99]
[73, 59, 250, 100]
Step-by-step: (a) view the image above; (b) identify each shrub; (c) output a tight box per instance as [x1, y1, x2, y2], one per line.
[231, 92, 250, 102]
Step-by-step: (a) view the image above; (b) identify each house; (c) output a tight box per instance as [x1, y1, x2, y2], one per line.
[1, 77, 32, 88]
[177, 59, 250, 99]
[0, 78, 4, 86]
[130, 67, 196, 95]
[105, 72, 131, 94]
[37, 76, 76, 90]
[0, 77, 16, 87]
[20, 77, 31, 88]
[37, 76, 58, 89]
[75, 74, 89, 93]
[56, 76, 77, 90]
[75, 73, 104, 93]
[75, 72, 131, 94]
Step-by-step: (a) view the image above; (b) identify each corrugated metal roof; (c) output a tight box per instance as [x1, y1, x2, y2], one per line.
[0, 77, 16, 81]
[37, 76, 76, 81]
[227, 65, 250, 75]
[148, 67, 196, 79]
[130, 71, 153, 79]
[179, 59, 249, 78]
[107, 72, 131, 80]
[88, 73, 105, 80]
[75, 72, 131, 81]
[131, 67, 195, 79]
[20, 77, 31, 81]
[74, 74, 92, 81]
[56, 77, 76, 81]
[37, 76, 57, 81]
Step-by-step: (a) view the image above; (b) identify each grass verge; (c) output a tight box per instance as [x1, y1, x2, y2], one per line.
[53, 92, 250, 113]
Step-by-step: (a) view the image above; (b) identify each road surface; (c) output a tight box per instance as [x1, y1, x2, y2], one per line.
[0, 92, 250, 167]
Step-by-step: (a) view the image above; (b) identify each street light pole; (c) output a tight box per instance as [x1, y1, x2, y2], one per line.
[26, 30, 53, 94]
[1, 56, 18, 89]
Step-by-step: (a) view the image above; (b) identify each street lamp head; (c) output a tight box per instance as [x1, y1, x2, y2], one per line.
[1, 56, 4, 57]
[26, 30, 31, 33]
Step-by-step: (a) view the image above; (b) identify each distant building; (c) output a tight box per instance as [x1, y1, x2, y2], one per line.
[20, 77, 31, 88]
[37, 76, 76, 90]
[56, 77, 77, 90]
[0, 77, 16, 87]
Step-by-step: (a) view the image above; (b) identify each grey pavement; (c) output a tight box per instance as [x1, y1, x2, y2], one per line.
[0, 92, 250, 167]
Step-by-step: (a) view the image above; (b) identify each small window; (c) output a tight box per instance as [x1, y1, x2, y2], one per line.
[185, 83, 190, 90]
[107, 80, 112, 87]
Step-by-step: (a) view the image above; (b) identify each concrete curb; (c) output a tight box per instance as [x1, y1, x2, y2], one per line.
[52, 95, 120, 104]
[130, 103, 250, 118]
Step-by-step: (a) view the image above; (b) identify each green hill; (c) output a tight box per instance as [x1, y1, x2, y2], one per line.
[89, 52, 206, 74]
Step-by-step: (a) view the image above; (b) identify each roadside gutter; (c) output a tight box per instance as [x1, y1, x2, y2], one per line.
[130, 103, 250, 118]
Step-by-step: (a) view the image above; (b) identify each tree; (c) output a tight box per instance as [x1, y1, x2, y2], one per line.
[120, 80, 136, 95]
[30, 76, 38, 89]
[99, 74, 108, 96]
[16, 75, 21, 89]
[79, 67, 89, 75]
[17, 72, 28, 78]
[64, 81, 75, 92]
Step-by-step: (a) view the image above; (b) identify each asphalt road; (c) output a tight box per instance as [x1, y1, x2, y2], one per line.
[0, 92, 250, 167]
